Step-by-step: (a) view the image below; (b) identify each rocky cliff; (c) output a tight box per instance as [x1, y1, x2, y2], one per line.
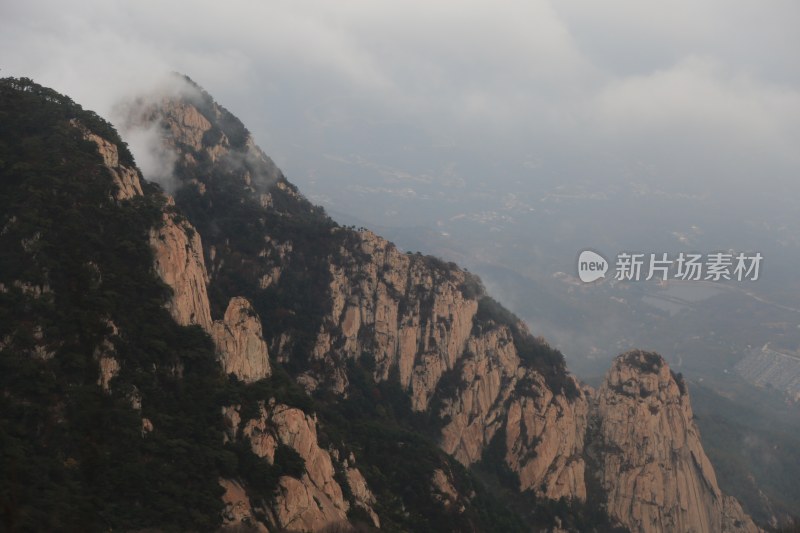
[149, 199, 271, 383]
[212, 297, 271, 383]
[71, 118, 144, 200]
[149, 197, 214, 331]
[589, 351, 759, 533]
[222, 401, 379, 531]
[311, 229, 479, 406]
[0, 76, 762, 533]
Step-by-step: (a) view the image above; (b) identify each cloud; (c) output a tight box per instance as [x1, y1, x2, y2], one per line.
[586, 56, 800, 190]
[109, 74, 204, 193]
[1, 0, 798, 206]
[121, 121, 179, 192]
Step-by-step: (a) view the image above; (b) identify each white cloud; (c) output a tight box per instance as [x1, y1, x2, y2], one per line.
[1, 0, 798, 201]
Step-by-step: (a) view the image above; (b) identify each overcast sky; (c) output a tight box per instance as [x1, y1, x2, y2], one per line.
[2, 0, 799, 211]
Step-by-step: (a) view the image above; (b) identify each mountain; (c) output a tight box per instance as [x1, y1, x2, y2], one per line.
[0, 75, 761, 532]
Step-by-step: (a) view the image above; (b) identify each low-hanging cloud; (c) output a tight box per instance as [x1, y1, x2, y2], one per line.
[109, 74, 207, 192]
[120, 120, 179, 192]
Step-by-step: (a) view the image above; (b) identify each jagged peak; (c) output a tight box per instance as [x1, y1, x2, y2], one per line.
[605, 349, 689, 400]
[594, 350, 760, 532]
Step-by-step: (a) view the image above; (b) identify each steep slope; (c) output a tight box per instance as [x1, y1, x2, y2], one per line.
[0, 75, 760, 533]
[0, 77, 232, 531]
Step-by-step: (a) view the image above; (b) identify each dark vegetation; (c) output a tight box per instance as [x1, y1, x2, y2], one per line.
[620, 350, 664, 373]
[671, 369, 687, 394]
[474, 425, 521, 490]
[0, 78, 306, 531]
[1, 77, 225, 530]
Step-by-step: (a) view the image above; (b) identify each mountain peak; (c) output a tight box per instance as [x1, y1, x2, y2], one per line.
[604, 350, 687, 400]
[0, 75, 762, 533]
[593, 349, 759, 532]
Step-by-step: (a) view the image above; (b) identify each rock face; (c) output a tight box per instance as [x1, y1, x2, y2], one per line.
[250, 403, 349, 531]
[123, 84, 283, 193]
[435, 323, 589, 500]
[149, 200, 213, 331]
[212, 297, 271, 382]
[432, 468, 464, 512]
[149, 204, 272, 384]
[310, 229, 479, 409]
[438, 326, 521, 466]
[505, 371, 588, 500]
[306, 229, 590, 501]
[344, 462, 380, 527]
[592, 351, 760, 533]
[224, 402, 379, 532]
[220, 478, 268, 532]
[96, 355, 119, 391]
[162, 100, 214, 153]
[71, 119, 143, 200]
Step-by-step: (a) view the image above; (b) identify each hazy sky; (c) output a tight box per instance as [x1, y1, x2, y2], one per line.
[2, 0, 799, 209]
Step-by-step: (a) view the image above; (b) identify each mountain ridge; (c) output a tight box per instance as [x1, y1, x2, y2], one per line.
[0, 75, 760, 533]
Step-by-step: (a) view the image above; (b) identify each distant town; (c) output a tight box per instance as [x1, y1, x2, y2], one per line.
[736, 344, 800, 401]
